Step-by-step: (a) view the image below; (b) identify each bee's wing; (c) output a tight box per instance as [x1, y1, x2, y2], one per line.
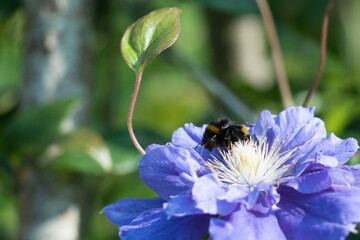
[244, 122, 254, 128]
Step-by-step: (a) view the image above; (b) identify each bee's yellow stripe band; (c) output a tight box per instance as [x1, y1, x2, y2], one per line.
[206, 125, 220, 134]
[241, 126, 248, 134]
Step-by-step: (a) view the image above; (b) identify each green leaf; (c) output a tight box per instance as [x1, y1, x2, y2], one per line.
[4, 98, 80, 157]
[106, 143, 139, 175]
[120, 7, 181, 72]
[41, 129, 140, 175]
[0, 89, 17, 115]
[40, 129, 113, 175]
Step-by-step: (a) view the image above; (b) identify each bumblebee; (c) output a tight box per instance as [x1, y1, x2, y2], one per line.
[201, 118, 251, 152]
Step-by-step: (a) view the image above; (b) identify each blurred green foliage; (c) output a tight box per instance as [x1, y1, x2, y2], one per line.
[0, 0, 359, 239]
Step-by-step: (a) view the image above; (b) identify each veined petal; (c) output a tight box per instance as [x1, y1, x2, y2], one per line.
[272, 106, 316, 145]
[165, 191, 203, 217]
[285, 168, 354, 194]
[253, 109, 275, 136]
[246, 184, 280, 214]
[144, 143, 162, 152]
[191, 173, 237, 215]
[172, 123, 206, 148]
[282, 118, 326, 153]
[119, 208, 210, 240]
[165, 174, 238, 217]
[300, 133, 359, 167]
[276, 186, 360, 240]
[209, 206, 286, 240]
[224, 185, 249, 203]
[342, 164, 360, 188]
[101, 198, 164, 227]
[139, 145, 206, 200]
[191, 174, 226, 202]
[257, 184, 280, 210]
[224, 183, 279, 214]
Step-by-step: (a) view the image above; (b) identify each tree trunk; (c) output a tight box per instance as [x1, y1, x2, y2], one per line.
[19, 0, 93, 239]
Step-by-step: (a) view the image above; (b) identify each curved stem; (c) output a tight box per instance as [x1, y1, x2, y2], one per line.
[128, 70, 145, 155]
[256, 0, 294, 108]
[302, 0, 337, 107]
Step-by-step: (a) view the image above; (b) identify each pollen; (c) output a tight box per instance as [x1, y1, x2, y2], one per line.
[207, 135, 298, 188]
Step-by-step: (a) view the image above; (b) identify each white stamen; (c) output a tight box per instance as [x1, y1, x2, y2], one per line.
[207, 135, 298, 188]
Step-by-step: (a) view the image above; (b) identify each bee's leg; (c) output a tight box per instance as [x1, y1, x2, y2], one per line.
[221, 129, 231, 149]
[200, 144, 205, 156]
[195, 143, 201, 151]
[196, 143, 206, 156]
[211, 135, 217, 142]
[204, 135, 217, 153]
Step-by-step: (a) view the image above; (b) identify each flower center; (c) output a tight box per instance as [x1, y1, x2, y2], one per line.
[207, 135, 298, 188]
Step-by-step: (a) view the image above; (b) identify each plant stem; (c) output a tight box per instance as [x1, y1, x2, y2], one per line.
[128, 70, 145, 155]
[255, 0, 294, 108]
[302, 0, 337, 107]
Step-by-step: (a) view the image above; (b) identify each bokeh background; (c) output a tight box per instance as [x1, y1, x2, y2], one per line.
[0, 0, 359, 239]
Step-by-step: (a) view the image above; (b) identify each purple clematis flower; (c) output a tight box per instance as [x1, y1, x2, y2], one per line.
[102, 106, 360, 240]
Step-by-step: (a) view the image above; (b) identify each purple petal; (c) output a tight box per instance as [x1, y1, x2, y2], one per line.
[165, 191, 204, 217]
[144, 143, 161, 152]
[272, 106, 316, 144]
[120, 208, 210, 240]
[246, 182, 267, 209]
[260, 185, 280, 208]
[342, 164, 360, 188]
[145, 142, 178, 152]
[209, 206, 286, 240]
[172, 123, 206, 149]
[225, 185, 249, 200]
[248, 184, 280, 214]
[253, 109, 275, 136]
[197, 147, 227, 163]
[226, 182, 279, 213]
[101, 198, 164, 227]
[276, 186, 360, 240]
[166, 174, 239, 217]
[191, 174, 226, 202]
[139, 145, 206, 200]
[282, 118, 326, 153]
[253, 107, 359, 174]
[253, 107, 330, 168]
[300, 133, 359, 167]
[286, 168, 354, 194]
[191, 173, 237, 215]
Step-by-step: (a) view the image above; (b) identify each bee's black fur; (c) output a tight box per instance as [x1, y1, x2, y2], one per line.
[201, 118, 250, 152]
